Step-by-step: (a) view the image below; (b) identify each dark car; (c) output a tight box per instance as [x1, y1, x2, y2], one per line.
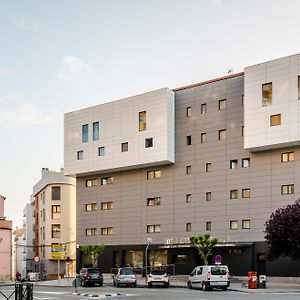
[79, 268, 103, 287]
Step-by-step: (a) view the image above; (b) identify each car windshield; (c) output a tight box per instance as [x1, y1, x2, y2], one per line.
[210, 267, 227, 275]
[150, 270, 166, 275]
[120, 268, 134, 275]
[87, 269, 100, 274]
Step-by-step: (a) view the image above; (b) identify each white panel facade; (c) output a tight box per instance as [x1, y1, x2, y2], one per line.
[244, 54, 300, 151]
[64, 88, 175, 176]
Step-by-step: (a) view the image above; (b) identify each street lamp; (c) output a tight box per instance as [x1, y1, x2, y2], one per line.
[145, 237, 152, 283]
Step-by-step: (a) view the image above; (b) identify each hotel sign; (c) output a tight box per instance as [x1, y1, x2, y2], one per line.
[163, 237, 190, 247]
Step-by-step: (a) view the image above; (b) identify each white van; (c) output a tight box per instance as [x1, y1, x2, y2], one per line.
[187, 265, 230, 291]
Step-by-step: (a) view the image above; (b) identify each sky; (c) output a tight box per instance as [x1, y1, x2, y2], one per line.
[1, 0, 300, 228]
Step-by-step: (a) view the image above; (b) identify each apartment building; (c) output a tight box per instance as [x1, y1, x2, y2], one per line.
[64, 53, 300, 276]
[31, 168, 76, 279]
[13, 227, 26, 277]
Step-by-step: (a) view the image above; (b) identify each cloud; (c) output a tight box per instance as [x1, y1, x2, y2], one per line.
[8, 14, 39, 31]
[0, 104, 59, 126]
[0, 68, 13, 76]
[211, 0, 223, 6]
[57, 56, 92, 82]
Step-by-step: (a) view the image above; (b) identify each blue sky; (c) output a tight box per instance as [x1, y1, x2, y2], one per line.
[1, 0, 300, 228]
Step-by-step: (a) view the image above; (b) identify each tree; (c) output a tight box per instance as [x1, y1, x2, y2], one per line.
[189, 234, 218, 265]
[265, 199, 300, 260]
[81, 244, 105, 267]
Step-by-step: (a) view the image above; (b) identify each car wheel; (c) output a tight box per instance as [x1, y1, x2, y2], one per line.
[148, 282, 152, 288]
[202, 282, 207, 291]
[116, 281, 119, 288]
[222, 286, 227, 291]
[99, 282, 103, 287]
[133, 282, 137, 288]
[187, 281, 192, 289]
[165, 282, 170, 288]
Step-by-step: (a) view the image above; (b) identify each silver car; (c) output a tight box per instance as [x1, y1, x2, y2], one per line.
[113, 267, 137, 287]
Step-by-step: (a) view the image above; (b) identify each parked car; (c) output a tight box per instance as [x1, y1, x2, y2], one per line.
[112, 267, 137, 287]
[187, 265, 230, 291]
[147, 269, 170, 288]
[79, 268, 103, 287]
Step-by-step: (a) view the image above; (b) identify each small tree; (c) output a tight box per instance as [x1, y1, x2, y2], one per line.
[189, 234, 218, 265]
[81, 244, 105, 267]
[265, 199, 300, 260]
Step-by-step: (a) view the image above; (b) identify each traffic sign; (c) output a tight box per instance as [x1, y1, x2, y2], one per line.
[214, 254, 222, 264]
[34, 256, 40, 263]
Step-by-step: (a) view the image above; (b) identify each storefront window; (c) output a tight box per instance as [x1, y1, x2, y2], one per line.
[149, 250, 167, 266]
[125, 250, 143, 268]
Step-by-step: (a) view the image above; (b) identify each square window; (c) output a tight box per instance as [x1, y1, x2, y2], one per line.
[101, 202, 113, 210]
[242, 189, 250, 198]
[77, 150, 84, 160]
[51, 224, 61, 238]
[86, 203, 97, 211]
[230, 220, 238, 230]
[206, 221, 211, 231]
[145, 138, 153, 148]
[206, 163, 212, 172]
[186, 194, 191, 203]
[86, 179, 98, 187]
[242, 220, 250, 229]
[139, 111, 146, 131]
[230, 190, 238, 199]
[121, 142, 128, 152]
[270, 114, 281, 126]
[242, 158, 250, 168]
[147, 224, 160, 233]
[86, 228, 97, 236]
[186, 165, 191, 174]
[147, 197, 161, 206]
[201, 103, 207, 114]
[219, 129, 226, 140]
[281, 184, 294, 195]
[93, 122, 99, 141]
[101, 177, 114, 185]
[186, 135, 192, 145]
[206, 192, 212, 201]
[262, 82, 272, 106]
[82, 124, 88, 142]
[219, 99, 226, 110]
[281, 152, 294, 162]
[201, 133, 206, 143]
[51, 205, 61, 219]
[98, 147, 105, 156]
[52, 187, 61, 200]
[230, 159, 238, 169]
[147, 170, 161, 179]
[186, 107, 192, 117]
[186, 223, 191, 232]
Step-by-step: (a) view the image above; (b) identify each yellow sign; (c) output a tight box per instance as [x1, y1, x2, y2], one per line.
[51, 244, 66, 260]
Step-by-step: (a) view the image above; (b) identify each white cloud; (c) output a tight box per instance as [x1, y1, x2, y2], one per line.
[8, 14, 39, 31]
[0, 68, 13, 76]
[0, 104, 59, 126]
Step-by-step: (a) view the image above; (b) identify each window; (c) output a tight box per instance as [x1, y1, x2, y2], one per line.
[147, 170, 161, 179]
[242, 95, 244, 106]
[230, 220, 238, 230]
[101, 177, 114, 185]
[206, 163, 212, 172]
[98, 147, 105, 156]
[206, 192, 212, 201]
[82, 124, 89, 142]
[242, 220, 250, 229]
[230, 190, 238, 199]
[201, 133, 206, 143]
[42, 227, 45, 241]
[206, 221, 211, 231]
[86, 228, 97, 236]
[186, 223, 191, 232]
[186, 107, 192, 117]
[101, 202, 113, 210]
[86, 179, 98, 187]
[186, 135, 192, 145]
[51, 205, 61, 219]
[201, 103, 207, 114]
[145, 138, 153, 148]
[52, 187, 61, 200]
[147, 224, 161, 233]
[42, 209, 45, 222]
[242, 158, 250, 168]
[121, 142, 128, 152]
[139, 111, 146, 131]
[186, 194, 191, 203]
[86, 203, 97, 211]
[219, 129, 226, 140]
[242, 126, 244, 137]
[93, 122, 99, 141]
[262, 82, 272, 106]
[298, 76, 300, 100]
[147, 197, 161, 206]
[242, 189, 250, 198]
[101, 227, 113, 235]
[77, 150, 84, 160]
[230, 159, 238, 169]
[281, 152, 294, 162]
[270, 114, 281, 126]
[51, 224, 61, 238]
[186, 165, 191, 174]
[219, 99, 226, 110]
[281, 184, 294, 195]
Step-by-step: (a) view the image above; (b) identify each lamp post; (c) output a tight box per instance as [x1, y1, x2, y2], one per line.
[145, 237, 152, 283]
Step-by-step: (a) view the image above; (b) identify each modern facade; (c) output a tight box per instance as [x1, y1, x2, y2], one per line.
[13, 227, 26, 277]
[65, 53, 300, 276]
[0, 195, 12, 280]
[31, 168, 76, 279]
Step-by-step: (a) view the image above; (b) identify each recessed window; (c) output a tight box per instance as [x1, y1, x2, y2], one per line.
[230, 220, 238, 230]
[121, 142, 128, 152]
[230, 159, 238, 169]
[101, 202, 113, 210]
[242, 220, 250, 229]
[242, 126, 244, 137]
[147, 224, 161, 233]
[186, 194, 191, 203]
[298, 76, 300, 100]
[186, 166, 191, 174]
[101, 227, 113, 235]
[219, 129, 226, 140]
[186, 223, 191, 232]
[77, 150, 84, 160]
[51, 224, 61, 238]
[101, 177, 114, 185]
[206, 192, 212, 201]
[82, 124, 88, 142]
[93, 122, 99, 141]
[242, 158, 250, 168]
[270, 114, 281, 126]
[230, 190, 238, 199]
[242, 189, 250, 198]
[201, 133, 206, 143]
[186, 107, 192, 117]
[242, 95, 244, 106]
[206, 221, 211, 231]
[219, 99, 226, 110]
[139, 111, 146, 131]
[206, 163, 212, 172]
[147, 170, 161, 179]
[201, 103, 207, 114]
[147, 197, 161, 206]
[86, 203, 97, 211]
[281, 184, 294, 195]
[86, 228, 97, 236]
[281, 152, 294, 162]
[186, 135, 192, 146]
[98, 146, 105, 156]
[262, 82, 272, 106]
[52, 187, 61, 200]
[145, 138, 153, 148]
[86, 179, 98, 187]
[51, 205, 61, 219]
